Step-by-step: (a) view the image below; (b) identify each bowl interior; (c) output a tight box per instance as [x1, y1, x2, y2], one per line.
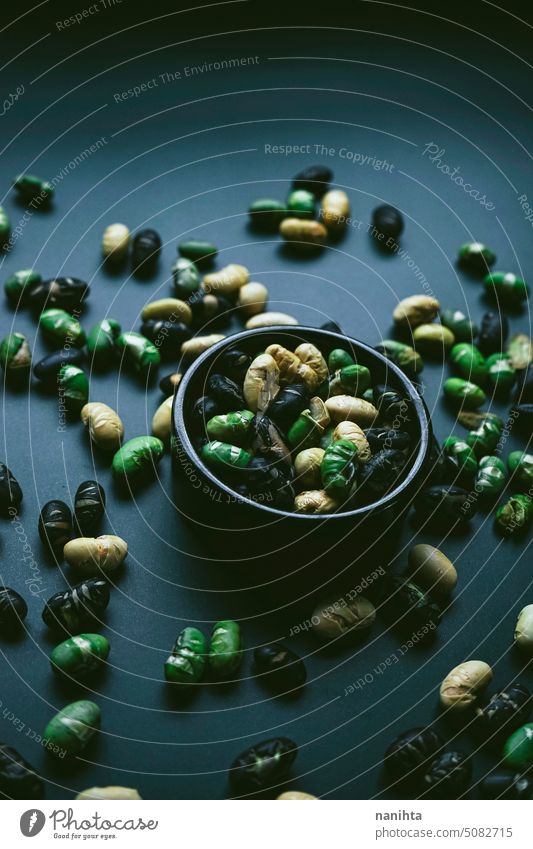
[173, 326, 431, 519]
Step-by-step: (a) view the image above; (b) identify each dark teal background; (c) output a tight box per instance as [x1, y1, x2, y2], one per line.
[0, 0, 532, 799]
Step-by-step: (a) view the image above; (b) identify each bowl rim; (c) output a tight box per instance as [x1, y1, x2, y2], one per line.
[173, 325, 431, 520]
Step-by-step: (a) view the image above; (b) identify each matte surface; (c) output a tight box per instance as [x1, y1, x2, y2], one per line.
[0, 1, 532, 799]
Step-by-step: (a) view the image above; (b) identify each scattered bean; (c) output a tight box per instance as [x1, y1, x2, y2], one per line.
[442, 436, 478, 480]
[422, 751, 472, 798]
[294, 489, 340, 514]
[293, 164, 332, 196]
[4, 269, 41, 305]
[484, 272, 529, 306]
[277, 791, 317, 800]
[172, 257, 201, 299]
[325, 395, 378, 426]
[81, 402, 124, 451]
[39, 308, 86, 348]
[320, 189, 349, 232]
[384, 727, 443, 783]
[253, 643, 307, 692]
[502, 723, 533, 770]
[87, 319, 121, 368]
[372, 204, 404, 241]
[178, 239, 217, 266]
[249, 198, 287, 230]
[286, 188, 315, 218]
[507, 333, 533, 371]
[0, 462, 23, 514]
[495, 494, 533, 535]
[209, 620, 243, 678]
[279, 217, 327, 248]
[203, 263, 249, 296]
[0, 586, 28, 630]
[0, 206, 10, 242]
[475, 456, 507, 498]
[159, 371, 182, 396]
[0, 744, 43, 799]
[440, 309, 477, 342]
[0, 332, 31, 380]
[112, 436, 164, 480]
[117, 331, 160, 377]
[466, 416, 502, 456]
[42, 578, 110, 633]
[38, 500, 72, 555]
[383, 576, 441, 634]
[165, 627, 207, 684]
[102, 223, 130, 261]
[311, 595, 376, 642]
[245, 311, 298, 329]
[476, 311, 508, 356]
[481, 770, 533, 799]
[485, 352, 515, 394]
[413, 485, 475, 527]
[43, 700, 100, 757]
[375, 339, 423, 377]
[181, 333, 225, 360]
[443, 377, 486, 409]
[458, 242, 496, 274]
[26, 277, 89, 313]
[59, 364, 89, 412]
[237, 281, 269, 316]
[413, 323, 455, 355]
[476, 684, 532, 740]
[77, 786, 141, 800]
[74, 481, 106, 537]
[508, 451, 533, 491]
[50, 633, 110, 680]
[151, 396, 174, 445]
[439, 661, 492, 712]
[393, 295, 440, 329]
[140, 319, 191, 360]
[131, 228, 161, 272]
[450, 343, 487, 384]
[14, 173, 53, 204]
[229, 737, 298, 795]
[514, 605, 533, 654]
[141, 297, 192, 325]
[407, 544, 457, 596]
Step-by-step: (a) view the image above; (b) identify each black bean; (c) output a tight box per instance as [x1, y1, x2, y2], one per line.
[358, 449, 407, 500]
[237, 454, 295, 510]
[266, 383, 309, 433]
[384, 727, 444, 783]
[475, 684, 532, 742]
[382, 576, 441, 634]
[131, 228, 162, 273]
[206, 374, 245, 412]
[249, 414, 292, 467]
[373, 385, 413, 424]
[481, 770, 533, 799]
[27, 277, 90, 312]
[253, 643, 307, 693]
[0, 463, 23, 515]
[422, 751, 472, 799]
[74, 481, 106, 536]
[42, 578, 110, 633]
[33, 348, 85, 385]
[320, 320, 343, 333]
[425, 437, 448, 485]
[292, 165, 333, 197]
[190, 293, 233, 327]
[159, 372, 182, 395]
[0, 586, 28, 630]
[216, 349, 252, 383]
[229, 737, 298, 795]
[371, 205, 404, 241]
[476, 311, 509, 356]
[140, 319, 191, 360]
[0, 744, 44, 799]
[189, 396, 220, 435]
[413, 485, 475, 528]
[364, 428, 411, 452]
[38, 500, 72, 555]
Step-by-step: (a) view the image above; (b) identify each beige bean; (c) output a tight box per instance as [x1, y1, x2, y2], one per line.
[102, 223, 130, 260]
[325, 395, 378, 426]
[181, 334, 225, 360]
[413, 324, 455, 355]
[152, 396, 174, 445]
[203, 263, 249, 295]
[294, 490, 339, 514]
[514, 604, 533, 653]
[265, 344, 303, 384]
[309, 396, 330, 429]
[81, 402, 124, 451]
[76, 786, 141, 800]
[64, 535, 128, 576]
[295, 342, 328, 383]
[141, 298, 192, 325]
[407, 544, 457, 595]
[393, 295, 440, 329]
[279, 217, 327, 247]
[243, 353, 280, 412]
[237, 281, 268, 316]
[277, 791, 318, 800]
[312, 595, 376, 642]
[321, 189, 350, 232]
[439, 660, 492, 712]
[332, 421, 371, 462]
[245, 311, 298, 329]
[294, 448, 325, 489]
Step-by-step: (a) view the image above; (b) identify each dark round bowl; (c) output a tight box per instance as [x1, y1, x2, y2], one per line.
[172, 326, 432, 561]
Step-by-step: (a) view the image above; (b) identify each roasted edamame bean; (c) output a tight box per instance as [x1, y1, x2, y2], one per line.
[0, 586, 28, 630]
[413, 323, 455, 356]
[311, 595, 375, 642]
[484, 272, 529, 306]
[248, 198, 287, 230]
[43, 700, 100, 757]
[112, 436, 164, 480]
[443, 377, 486, 409]
[209, 620, 243, 678]
[321, 439, 357, 497]
[442, 436, 478, 480]
[58, 365, 89, 413]
[475, 456, 507, 498]
[39, 308, 86, 348]
[42, 578, 110, 633]
[117, 331, 160, 377]
[50, 633, 110, 680]
[279, 217, 327, 248]
[206, 410, 254, 444]
[508, 451, 533, 490]
[440, 309, 477, 342]
[74, 481, 106, 536]
[0, 206, 10, 244]
[393, 295, 440, 329]
[375, 339, 423, 377]
[286, 189, 315, 218]
[38, 500, 72, 556]
[4, 269, 41, 305]
[178, 239, 217, 266]
[507, 333, 533, 371]
[81, 402, 124, 451]
[0, 332, 31, 381]
[485, 352, 516, 394]
[14, 173, 53, 204]
[102, 223, 130, 261]
[458, 242, 496, 274]
[439, 661, 492, 712]
[172, 257, 201, 299]
[229, 738, 298, 795]
[165, 627, 207, 685]
[495, 494, 533, 535]
[450, 343, 487, 384]
[466, 416, 502, 456]
[202, 441, 251, 472]
[502, 724, 533, 770]
[87, 319, 121, 369]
